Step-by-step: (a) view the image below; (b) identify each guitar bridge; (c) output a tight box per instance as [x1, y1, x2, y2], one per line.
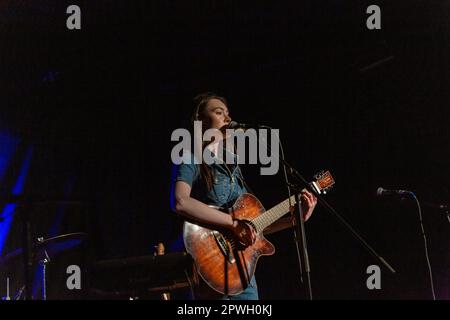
[212, 231, 235, 264]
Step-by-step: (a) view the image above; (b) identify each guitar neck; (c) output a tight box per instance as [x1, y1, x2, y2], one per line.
[250, 170, 334, 233]
[252, 194, 298, 233]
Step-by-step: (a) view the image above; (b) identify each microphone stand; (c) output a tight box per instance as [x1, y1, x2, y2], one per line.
[281, 158, 397, 274]
[293, 189, 312, 299]
[257, 126, 396, 300]
[18, 199, 34, 300]
[276, 131, 311, 299]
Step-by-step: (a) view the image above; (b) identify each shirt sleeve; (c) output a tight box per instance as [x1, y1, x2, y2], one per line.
[174, 152, 200, 187]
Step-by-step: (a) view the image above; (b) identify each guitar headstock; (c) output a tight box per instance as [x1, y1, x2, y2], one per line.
[311, 170, 335, 194]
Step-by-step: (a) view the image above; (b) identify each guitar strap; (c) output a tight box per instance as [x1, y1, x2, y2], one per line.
[221, 145, 256, 201]
[223, 145, 255, 195]
[236, 165, 256, 196]
[219, 163, 255, 213]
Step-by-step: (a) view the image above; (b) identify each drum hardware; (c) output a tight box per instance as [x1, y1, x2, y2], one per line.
[0, 232, 86, 300]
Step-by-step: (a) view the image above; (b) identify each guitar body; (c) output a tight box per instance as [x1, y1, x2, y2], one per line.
[183, 193, 275, 296]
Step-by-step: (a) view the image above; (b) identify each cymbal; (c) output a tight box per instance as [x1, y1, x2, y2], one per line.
[0, 232, 87, 266]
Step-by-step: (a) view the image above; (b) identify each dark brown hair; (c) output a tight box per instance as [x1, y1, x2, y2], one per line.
[192, 92, 227, 123]
[192, 92, 228, 191]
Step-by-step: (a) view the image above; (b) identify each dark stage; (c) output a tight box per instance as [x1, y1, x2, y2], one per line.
[0, 1, 449, 300]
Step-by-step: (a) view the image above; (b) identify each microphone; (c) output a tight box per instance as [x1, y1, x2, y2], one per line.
[227, 121, 266, 129]
[376, 187, 411, 197]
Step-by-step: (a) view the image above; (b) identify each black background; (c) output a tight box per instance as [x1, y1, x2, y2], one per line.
[0, 1, 449, 299]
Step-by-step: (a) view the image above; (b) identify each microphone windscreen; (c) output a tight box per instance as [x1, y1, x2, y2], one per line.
[376, 187, 385, 196]
[228, 121, 239, 129]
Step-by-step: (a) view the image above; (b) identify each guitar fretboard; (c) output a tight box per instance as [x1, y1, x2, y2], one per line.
[252, 195, 298, 233]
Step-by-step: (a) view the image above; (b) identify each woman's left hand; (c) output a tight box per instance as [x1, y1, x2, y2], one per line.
[300, 190, 317, 221]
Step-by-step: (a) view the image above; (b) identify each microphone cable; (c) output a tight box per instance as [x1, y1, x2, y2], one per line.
[409, 192, 436, 300]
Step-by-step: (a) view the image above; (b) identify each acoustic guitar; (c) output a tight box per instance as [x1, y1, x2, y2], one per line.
[183, 171, 335, 295]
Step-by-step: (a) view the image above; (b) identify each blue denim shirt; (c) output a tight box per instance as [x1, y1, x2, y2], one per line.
[174, 150, 247, 209]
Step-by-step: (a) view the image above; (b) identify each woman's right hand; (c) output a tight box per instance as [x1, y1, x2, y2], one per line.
[230, 219, 257, 247]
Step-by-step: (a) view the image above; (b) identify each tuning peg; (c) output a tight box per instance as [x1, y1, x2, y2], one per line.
[314, 170, 324, 180]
